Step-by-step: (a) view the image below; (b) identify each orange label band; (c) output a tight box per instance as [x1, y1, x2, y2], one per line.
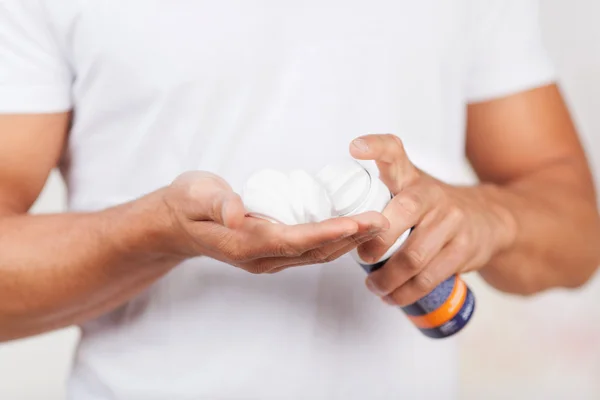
[408, 277, 468, 329]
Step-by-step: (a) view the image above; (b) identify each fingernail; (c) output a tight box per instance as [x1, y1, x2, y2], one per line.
[220, 200, 230, 224]
[369, 226, 386, 234]
[358, 247, 376, 263]
[340, 230, 355, 239]
[366, 278, 384, 296]
[357, 236, 373, 245]
[382, 295, 396, 306]
[352, 139, 369, 152]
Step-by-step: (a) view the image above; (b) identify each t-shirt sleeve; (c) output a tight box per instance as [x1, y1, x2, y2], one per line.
[0, 0, 73, 113]
[465, 0, 556, 103]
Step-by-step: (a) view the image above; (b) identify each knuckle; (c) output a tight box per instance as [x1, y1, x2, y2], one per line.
[227, 248, 246, 263]
[323, 252, 342, 263]
[387, 290, 409, 307]
[431, 184, 447, 201]
[246, 268, 265, 275]
[249, 259, 272, 275]
[266, 266, 286, 275]
[389, 134, 405, 151]
[309, 248, 329, 263]
[447, 206, 465, 224]
[453, 234, 470, 253]
[413, 272, 435, 294]
[177, 172, 228, 202]
[368, 273, 391, 295]
[277, 242, 302, 258]
[184, 180, 204, 202]
[268, 234, 302, 257]
[470, 252, 489, 269]
[217, 234, 244, 260]
[396, 193, 421, 216]
[195, 173, 219, 190]
[403, 247, 426, 272]
[245, 266, 263, 275]
[171, 171, 200, 190]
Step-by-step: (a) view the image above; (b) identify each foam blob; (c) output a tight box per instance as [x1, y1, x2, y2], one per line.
[241, 169, 334, 225]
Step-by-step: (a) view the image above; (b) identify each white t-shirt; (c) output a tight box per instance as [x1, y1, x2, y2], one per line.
[0, 1, 554, 399]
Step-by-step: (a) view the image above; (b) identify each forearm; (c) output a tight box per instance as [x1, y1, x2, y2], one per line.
[0, 189, 183, 342]
[479, 158, 600, 295]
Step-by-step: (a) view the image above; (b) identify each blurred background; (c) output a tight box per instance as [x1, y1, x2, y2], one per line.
[0, 1, 599, 399]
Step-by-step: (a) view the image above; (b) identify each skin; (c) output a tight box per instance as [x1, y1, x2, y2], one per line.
[355, 84, 600, 306]
[0, 84, 598, 341]
[0, 114, 388, 341]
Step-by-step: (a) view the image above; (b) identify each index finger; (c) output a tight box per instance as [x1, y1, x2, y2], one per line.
[257, 212, 389, 258]
[349, 134, 420, 193]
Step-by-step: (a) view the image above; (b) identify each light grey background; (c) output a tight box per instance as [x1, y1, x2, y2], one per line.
[0, 1, 599, 399]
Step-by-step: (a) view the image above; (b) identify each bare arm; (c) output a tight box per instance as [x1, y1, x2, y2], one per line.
[467, 84, 600, 294]
[0, 113, 385, 342]
[0, 113, 182, 341]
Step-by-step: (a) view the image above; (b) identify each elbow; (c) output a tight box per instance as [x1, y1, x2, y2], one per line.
[0, 300, 26, 342]
[481, 271, 549, 297]
[0, 315, 46, 343]
[504, 279, 552, 297]
[0, 304, 45, 343]
[543, 250, 600, 293]
[0, 316, 23, 343]
[0, 305, 31, 342]
[561, 218, 600, 290]
[524, 260, 599, 296]
[559, 257, 600, 291]
[562, 264, 598, 290]
[0, 301, 76, 343]
[484, 211, 600, 296]
[502, 269, 596, 298]
[545, 210, 600, 292]
[482, 259, 599, 297]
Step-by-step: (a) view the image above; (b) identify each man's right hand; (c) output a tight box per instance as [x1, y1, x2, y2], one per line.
[161, 171, 389, 274]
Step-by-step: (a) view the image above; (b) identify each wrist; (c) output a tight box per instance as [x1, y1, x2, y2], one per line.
[476, 183, 519, 254]
[102, 188, 188, 264]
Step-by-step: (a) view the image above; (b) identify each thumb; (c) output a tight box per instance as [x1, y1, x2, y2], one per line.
[171, 171, 245, 229]
[219, 192, 246, 229]
[349, 134, 420, 194]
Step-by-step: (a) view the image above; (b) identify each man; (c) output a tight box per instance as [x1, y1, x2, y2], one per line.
[0, 0, 598, 399]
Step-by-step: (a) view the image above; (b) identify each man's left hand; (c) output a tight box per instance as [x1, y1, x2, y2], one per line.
[350, 134, 517, 306]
